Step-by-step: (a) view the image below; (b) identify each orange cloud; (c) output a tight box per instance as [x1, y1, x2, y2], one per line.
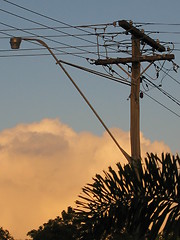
[0, 118, 170, 239]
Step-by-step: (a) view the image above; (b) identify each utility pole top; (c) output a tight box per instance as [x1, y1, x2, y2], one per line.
[93, 19, 176, 166]
[118, 20, 166, 52]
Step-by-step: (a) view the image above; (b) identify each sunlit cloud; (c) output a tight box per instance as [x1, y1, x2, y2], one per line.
[0, 118, 170, 239]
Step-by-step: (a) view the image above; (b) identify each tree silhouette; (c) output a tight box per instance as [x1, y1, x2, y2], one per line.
[27, 207, 79, 240]
[27, 153, 179, 239]
[0, 227, 14, 240]
[76, 153, 180, 240]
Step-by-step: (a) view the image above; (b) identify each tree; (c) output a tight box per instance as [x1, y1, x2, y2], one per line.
[76, 153, 180, 240]
[27, 153, 179, 240]
[27, 207, 80, 240]
[0, 227, 14, 240]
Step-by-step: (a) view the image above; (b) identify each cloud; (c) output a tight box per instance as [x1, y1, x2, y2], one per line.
[0, 118, 170, 239]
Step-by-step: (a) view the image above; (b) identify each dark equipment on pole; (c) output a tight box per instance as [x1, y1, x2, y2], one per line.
[94, 20, 175, 163]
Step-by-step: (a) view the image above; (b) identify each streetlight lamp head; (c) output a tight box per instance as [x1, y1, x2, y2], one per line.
[10, 37, 22, 49]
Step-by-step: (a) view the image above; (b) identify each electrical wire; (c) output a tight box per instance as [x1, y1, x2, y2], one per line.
[0, 45, 127, 56]
[0, 21, 110, 60]
[0, 4, 97, 43]
[159, 65, 180, 86]
[1, 1, 180, 120]
[0, 49, 127, 58]
[2, 0, 149, 60]
[144, 61, 180, 86]
[134, 22, 180, 26]
[0, 26, 129, 61]
[57, 59, 131, 86]
[146, 30, 180, 35]
[1, 0, 114, 31]
[0, 35, 128, 58]
[0, 9, 102, 57]
[0, 13, 129, 60]
[0, 1, 116, 48]
[0, 27, 127, 39]
[143, 91, 180, 118]
[0, 21, 80, 57]
[1, 0, 131, 56]
[143, 76, 180, 107]
[58, 60, 180, 119]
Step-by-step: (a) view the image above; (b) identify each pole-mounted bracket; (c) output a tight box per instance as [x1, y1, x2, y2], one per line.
[118, 20, 166, 52]
[94, 54, 175, 66]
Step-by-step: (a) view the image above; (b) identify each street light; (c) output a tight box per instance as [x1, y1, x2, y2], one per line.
[10, 37, 22, 49]
[10, 37, 132, 164]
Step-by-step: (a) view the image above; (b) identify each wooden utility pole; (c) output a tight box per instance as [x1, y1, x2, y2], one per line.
[95, 20, 175, 162]
[131, 36, 141, 160]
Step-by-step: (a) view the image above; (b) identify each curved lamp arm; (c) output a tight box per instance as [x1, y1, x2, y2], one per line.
[10, 37, 132, 164]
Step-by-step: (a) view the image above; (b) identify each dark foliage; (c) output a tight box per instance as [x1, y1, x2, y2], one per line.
[0, 227, 14, 240]
[27, 207, 80, 240]
[76, 153, 180, 240]
[27, 153, 180, 240]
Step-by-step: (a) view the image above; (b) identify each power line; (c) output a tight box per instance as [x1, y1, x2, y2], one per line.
[0, 26, 126, 38]
[3, 0, 180, 54]
[0, 49, 125, 58]
[0, 21, 80, 57]
[0, 32, 128, 58]
[0, 33, 130, 59]
[143, 76, 180, 107]
[2, 0, 114, 31]
[0, 10, 128, 59]
[57, 59, 131, 86]
[0, 9, 101, 57]
[143, 91, 180, 118]
[134, 22, 180, 26]
[0, 7, 98, 46]
[0, 2, 115, 46]
[146, 30, 180, 35]
[0, 37, 129, 53]
[1, 1, 128, 56]
[1, 2, 179, 120]
[57, 59, 180, 119]
[0, 21, 99, 60]
[159, 65, 180, 86]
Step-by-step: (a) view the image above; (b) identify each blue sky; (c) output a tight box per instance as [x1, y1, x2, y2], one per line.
[1, 0, 180, 153]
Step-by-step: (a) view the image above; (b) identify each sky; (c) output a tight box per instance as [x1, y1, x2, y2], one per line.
[0, 0, 180, 239]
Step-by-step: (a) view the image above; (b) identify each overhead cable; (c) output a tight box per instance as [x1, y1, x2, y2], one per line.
[57, 59, 131, 86]
[0, 8, 100, 56]
[144, 92, 180, 118]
